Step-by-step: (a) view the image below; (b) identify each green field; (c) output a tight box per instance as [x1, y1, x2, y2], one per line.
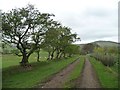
[89, 56, 118, 88]
[2, 49, 119, 88]
[2, 50, 48, 68]
[2, 52, 80, 88]
[2, 3, 119, 88]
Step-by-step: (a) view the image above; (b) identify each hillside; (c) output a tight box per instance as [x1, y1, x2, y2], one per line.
[78, 40, 119, 48]
[92, 41, 118, 47]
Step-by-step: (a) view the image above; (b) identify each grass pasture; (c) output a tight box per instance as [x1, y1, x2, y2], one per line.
[2, 48, 119, 88]
[2, 50, 48, 68]
[2, 53, 80, 88]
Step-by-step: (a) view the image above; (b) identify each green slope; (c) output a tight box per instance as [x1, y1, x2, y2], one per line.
[78, 40, 119, 48]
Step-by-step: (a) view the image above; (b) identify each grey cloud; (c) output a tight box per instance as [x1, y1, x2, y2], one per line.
[81, 33, 117, 41]
[72, 27, 118, 42]
[0, 0, 118, 44]
[84, 8, 117, 18]
[57, 8, 118, 44]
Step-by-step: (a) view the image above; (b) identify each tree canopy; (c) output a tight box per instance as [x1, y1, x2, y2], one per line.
[2, 4, 80, 66]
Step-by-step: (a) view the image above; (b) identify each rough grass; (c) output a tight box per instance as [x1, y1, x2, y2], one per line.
[2, 50, 48, 68]
[2, 55, 79, 88]
[89, 57, 118, 88]
[63, 55, 85, 88]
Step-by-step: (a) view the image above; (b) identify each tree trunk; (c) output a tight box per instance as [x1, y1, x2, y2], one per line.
[51, 51, 54, 60]
[47, 52, 51, 60]
[56, 50, 60, 59]
[50, 50, 55, 60]
[20, 53, 29, 66]
[37, 50, 40, 62]
[59, 52, 63, 59]
[63, 52, 66, 58]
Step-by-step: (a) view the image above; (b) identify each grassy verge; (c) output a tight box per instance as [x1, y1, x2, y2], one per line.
[63, 55, 85, 88]
[3, 55, 79, 88]
[89, 57, 118, 88]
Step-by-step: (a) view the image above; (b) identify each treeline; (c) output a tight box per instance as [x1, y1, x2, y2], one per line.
[2, 4, 80, 66]
[79, 42, 118, 67]
[42, 28, 80, 61]
[91, 47, 118, 67]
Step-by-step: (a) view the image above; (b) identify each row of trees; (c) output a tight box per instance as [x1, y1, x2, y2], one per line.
[2, 4, 80, 66]
[79, 42, 118, 66]
[42, 27, 80, 60]
[94, 46, 118, 55]
[92, 47, 118, 66]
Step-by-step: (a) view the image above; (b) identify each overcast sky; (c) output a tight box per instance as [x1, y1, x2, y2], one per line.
[0, 0, 119, 44]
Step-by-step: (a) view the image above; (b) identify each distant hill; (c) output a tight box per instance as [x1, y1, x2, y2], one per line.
[77, 40, 119, 48]
[92, 41, 119, 47]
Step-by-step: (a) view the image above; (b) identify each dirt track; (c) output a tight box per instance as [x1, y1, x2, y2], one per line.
[75, 57, 101, 88]
[38, 57, 101, 88]
[40, 59, 80, 88]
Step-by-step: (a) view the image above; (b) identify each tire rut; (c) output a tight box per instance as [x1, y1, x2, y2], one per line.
[40, 58, 80, 88]
[75, 57, 101, 88]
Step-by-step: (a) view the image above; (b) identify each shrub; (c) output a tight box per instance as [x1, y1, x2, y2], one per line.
[93, 53, 102, 61]
[91, 53, 116, 67]
[100, 54, 116, 67]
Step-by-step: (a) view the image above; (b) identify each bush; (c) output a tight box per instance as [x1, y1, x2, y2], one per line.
[93, 53, 102, 61]
[100, 54, 116, 67]
[91, 53, 116, 67]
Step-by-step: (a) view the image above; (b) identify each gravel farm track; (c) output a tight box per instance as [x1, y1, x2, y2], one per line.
[75, 57, 101, 88]
[38, 57, 101, 88]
